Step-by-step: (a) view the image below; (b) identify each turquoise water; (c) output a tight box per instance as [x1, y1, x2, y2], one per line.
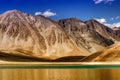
[1, 62, 120, 69]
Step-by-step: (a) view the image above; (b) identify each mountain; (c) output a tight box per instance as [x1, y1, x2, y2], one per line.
[0, 10, 89, 60]
[81, 42, 120, 62]
[0, 10, 120, 61]
[0, 51, 52, 62]
[58, 18, 114, 53]
[112, 27, 120, 39]
[0, 50, 85, 62]
[85, 19, 120, 41]
[112, 27, 120, 31]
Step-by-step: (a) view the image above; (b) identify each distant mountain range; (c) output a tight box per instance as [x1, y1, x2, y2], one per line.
[0, 10, 120, 62]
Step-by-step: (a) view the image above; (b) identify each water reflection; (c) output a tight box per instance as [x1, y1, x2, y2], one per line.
[0, 69, 120, 80]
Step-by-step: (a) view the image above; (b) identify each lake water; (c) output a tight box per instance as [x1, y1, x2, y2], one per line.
[0, 62, 120, 80]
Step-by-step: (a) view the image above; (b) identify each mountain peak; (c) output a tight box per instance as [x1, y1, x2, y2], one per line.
[6, 9, 20, 12]
[0, 10, 31, 23]
[58, 17, 84, 23]
[3, 10, 24, 15]
[86, 19, 99, 23]
[68, 17, 79, 20]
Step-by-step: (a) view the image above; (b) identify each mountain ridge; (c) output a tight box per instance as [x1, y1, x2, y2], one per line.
[0, 10, 120, 61]
[0, 10, 89, 59]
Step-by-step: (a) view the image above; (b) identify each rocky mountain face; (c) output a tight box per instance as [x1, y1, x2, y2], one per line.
[112, 27, 120, 39]
[0, 10, 90, 59]
[58, 18, 114, 53]
[81, 42, 120, 62]
[112, 27, 120, 31]
[85, 19, 120, 41]
[0, 10, 120, 60]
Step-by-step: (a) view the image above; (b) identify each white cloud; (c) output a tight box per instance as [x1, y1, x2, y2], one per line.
[94, 18, 106, 24]
[112, 22, 120, 27]
[93, 0, 115, 4]
[93, 0, 104, 4]
[95, 18, 120, 27]
[110, 16, 120, 20]
[35, 12, 42, 16]
[116, 16, 120, 19]
[110, 18, 114, 20]
[105, 22, 120, 27]
[42, 10, 56, 17]
[35, 10, 56, 17]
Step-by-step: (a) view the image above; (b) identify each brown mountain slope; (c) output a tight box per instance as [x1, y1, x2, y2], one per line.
[85, 19, 120, 41]
[0, 10, 120, 61]
[112, 27, 120, 38]
[0, 50, 85, 62]
[0, 51, 52, 62]
[58, 18, 114, 53]
[0, 10, 89, 59]
[81, 43, 120, 62]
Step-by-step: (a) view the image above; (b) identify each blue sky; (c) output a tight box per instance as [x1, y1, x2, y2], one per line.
[0, 0, 120, 26]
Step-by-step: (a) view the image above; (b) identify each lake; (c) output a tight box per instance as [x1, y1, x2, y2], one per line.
[0, 62, 120, 80]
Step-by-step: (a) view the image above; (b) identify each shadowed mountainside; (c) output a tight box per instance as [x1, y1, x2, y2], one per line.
[0, 51, 85, 62]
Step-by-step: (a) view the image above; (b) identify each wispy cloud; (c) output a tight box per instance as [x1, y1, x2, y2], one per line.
[116, 16, 120, 19]
[105, 22, 120, 27]
[95, 18, 120, 27]
[35, 12, 42, 16]
[93, 0, 115, 4]
[94, 18, 106, 23]
[110, 18, 114, 20]
[35, 10, 56, 17]
[110, 16, 120, 20]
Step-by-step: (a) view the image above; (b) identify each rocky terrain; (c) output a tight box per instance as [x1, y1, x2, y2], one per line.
[81, 42, 120, 62]
[0, 10, 120, 62]
[58, 18, 114, 53]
